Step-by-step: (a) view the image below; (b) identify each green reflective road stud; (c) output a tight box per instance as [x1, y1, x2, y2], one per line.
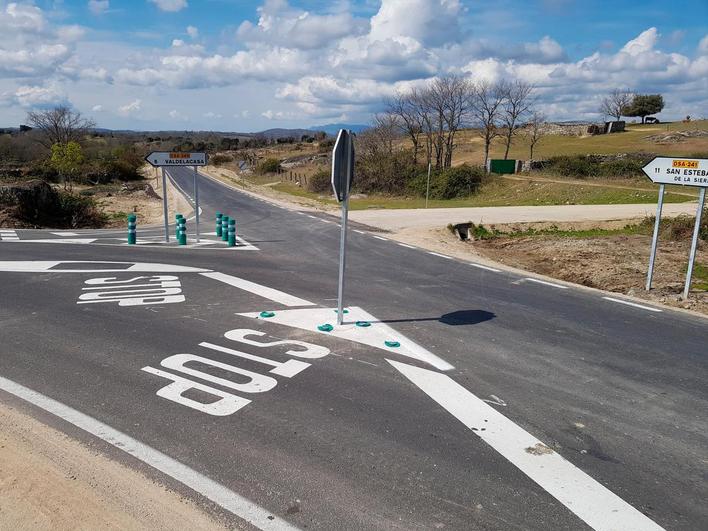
[228, 219, 236, 247]
[334, 309, 349, 314]
[259, 311, 275, 318]
[384, 340, 400, 348]
[355, 321, 370, 327]
[215, 212, 223, 237]
[127, 214, 137, 245]
[221, 216, 229, 241]
[317, 324, 334, 332]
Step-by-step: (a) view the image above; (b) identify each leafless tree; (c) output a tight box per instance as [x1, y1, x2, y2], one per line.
[371, 112, 400, 155]
[470, 80, 507, 168]
[524, 111, 547, 161]
[386, 92, 424, 165]
[26, 106, 95, 148]
[501, 81, 534, 159]
[599, 89, 633, 121]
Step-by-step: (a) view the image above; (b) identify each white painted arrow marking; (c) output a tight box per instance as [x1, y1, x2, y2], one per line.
[388, 360, 664, 531]
[237, 307, 454, 371]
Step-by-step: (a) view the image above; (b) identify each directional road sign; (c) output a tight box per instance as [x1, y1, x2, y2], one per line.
[145, 152, 208, 167]
[331, 130, 354, 202]
[642, 157, 708, 187]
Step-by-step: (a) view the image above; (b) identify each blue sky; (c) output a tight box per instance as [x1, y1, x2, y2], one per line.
[1, 0, 707, 131]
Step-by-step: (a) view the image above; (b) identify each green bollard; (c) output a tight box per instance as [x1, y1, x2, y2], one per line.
[178, 217, 187, 245]
[228, 219, 236, 247]
[221, 216, 229, 241]
[215, 212, 222, 237]
[127, 214, 137, 245]
[175, 214, 183, 238]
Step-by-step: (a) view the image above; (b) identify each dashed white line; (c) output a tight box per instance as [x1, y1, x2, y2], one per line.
[469, 263, 501, 273]
[320, 219, 333, 224]
[388, 361, 665, 531]
[602, 297, 662, 313]
[0, 376, 297, 531]
[353, 230, 366, 235]
[373, 236, 388, 241]
[524, 278, 569, 289]
[428, 251, 453, 260]
[398, 243, 416, 249]
[307, 215, 318, 219]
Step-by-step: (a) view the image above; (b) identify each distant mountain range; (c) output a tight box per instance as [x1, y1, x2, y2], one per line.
[308, 123, 369, 135]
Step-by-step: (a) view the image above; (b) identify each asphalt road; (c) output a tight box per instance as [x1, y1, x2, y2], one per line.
[0, 165, 706, 530]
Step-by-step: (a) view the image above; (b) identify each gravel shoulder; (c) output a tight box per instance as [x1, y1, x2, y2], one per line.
[0, 400, 230, 530]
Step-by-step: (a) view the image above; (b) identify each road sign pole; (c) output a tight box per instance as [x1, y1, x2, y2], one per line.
[683, 187, 706, 299]
[336, 133, 352, 326]
[161, 168, 169, 242]
[193, 166, 200, 243]
[646, 183, 665, 290]
[425, 162, 431, 209]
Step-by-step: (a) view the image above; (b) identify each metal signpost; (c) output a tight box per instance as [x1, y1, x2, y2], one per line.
[145, 152, 208, 243]
[642, 156, 708, 298]
[332, 130, 355, 325]
[425, 162, 432, 209]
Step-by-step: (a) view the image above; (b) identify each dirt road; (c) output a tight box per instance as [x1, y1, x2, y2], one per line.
[349, 202, 699, 231]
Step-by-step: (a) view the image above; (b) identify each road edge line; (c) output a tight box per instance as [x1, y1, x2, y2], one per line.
[0, 375, 298, 531]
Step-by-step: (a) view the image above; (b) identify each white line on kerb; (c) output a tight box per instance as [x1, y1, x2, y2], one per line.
[388, 361, 664, 531]
[524, 278, 568, 289]
[602, 297, 662, 313]
[0, 376, 297, 531]
[469, 263, 501, 273]
[428, 252, 453, 259]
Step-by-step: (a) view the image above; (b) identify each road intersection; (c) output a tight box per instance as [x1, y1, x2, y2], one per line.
[0, 166, 706, 529]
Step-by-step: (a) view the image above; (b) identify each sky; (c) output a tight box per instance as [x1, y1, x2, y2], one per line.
[0, 0, 706, 131]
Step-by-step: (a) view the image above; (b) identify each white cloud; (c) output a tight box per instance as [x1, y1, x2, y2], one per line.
[699, 35, 708, 55]
[369, 0, 464, 47]
[88, 1, 109, 15]
[261, 109, 274, 119]
[149, 0, 188, 13]
[168, 109, 188, 120]
[203, 111, 222, 119]
[92, 104, 104, 112]
[118, 99, 142, 115]
[0, 85, 67, 109]
[186, 25, 198, 39]
[621, 27, 658, 56]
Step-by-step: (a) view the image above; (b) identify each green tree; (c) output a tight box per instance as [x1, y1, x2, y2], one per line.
[51, 141, 84, 190]
[622, 94, 664, 123]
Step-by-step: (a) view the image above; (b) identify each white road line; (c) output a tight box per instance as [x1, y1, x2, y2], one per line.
[0, 376, 297, 531]
[373, 236, 388, 241]
[388, 361, 664, 531]
[51, 232, 79, 236]
[602, 297, 662, 313]
[398, 243, 416, 249]
[307, 215, 318, 219]
[320, 219, 333, 224]
[353, 230, 366, 235]
[0, 261, 209, 273]
[428, 252, 453, 259]
[0, 229, 19, 240]
[200, 272, 315, 307]
[469, 263, 501, 273]
[524, 278, 569, 289]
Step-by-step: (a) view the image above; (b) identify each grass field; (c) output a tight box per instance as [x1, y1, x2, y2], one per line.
[273, 175, 691, 210]
[453, 120, 708, 166]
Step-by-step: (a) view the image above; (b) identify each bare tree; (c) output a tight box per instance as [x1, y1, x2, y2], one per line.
[501, 81, 534, 159]
[387, 92, 423, 165]
[524, 111, 547, 161]
[26, 106, 96, 148]
[599, 89, 633, 121]
[371, 112, 400, 155]
[470, 80, 507, 168]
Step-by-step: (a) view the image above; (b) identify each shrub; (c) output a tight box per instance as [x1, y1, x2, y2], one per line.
[354, 149, 417, 195]
[599, 158, 646, 178]
[256, 158, 281, 174]
[56, 191, 107, 228]
[545, 155, 598, 178]
[307, 169, 331, 194]
[211, 153, 233, 166]
[408, 164, 485, 199]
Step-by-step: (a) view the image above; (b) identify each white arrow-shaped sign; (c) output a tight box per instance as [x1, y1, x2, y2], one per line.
[145, 151, 208, 167]
[642, 156, 708, 188]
